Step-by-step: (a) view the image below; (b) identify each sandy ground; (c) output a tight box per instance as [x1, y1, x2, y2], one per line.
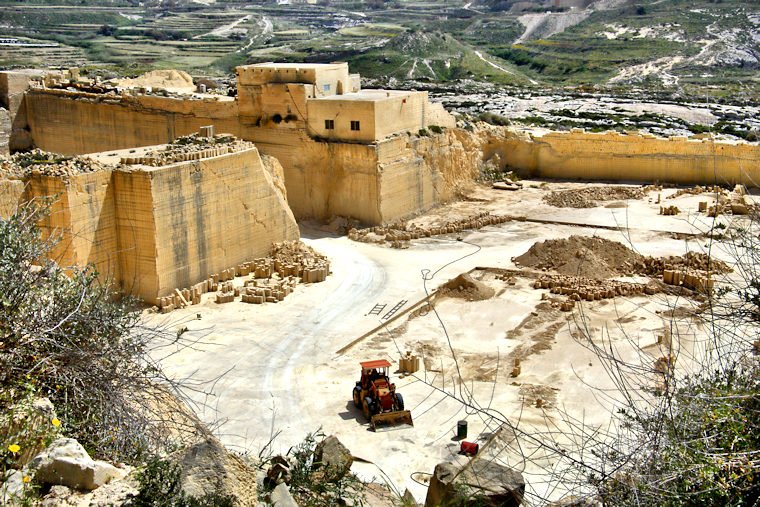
[147, 181, 750, 504]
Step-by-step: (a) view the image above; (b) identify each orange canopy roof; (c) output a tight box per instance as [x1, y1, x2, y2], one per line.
[360, 359, 392, 369]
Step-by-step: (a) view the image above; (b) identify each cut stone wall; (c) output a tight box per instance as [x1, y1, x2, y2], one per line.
[464, 124, 760, 188]
[524, 130, 760, 186]
[24, 90, 241, 154]
[0, 178, 24, 216]
[144, 148, 299, 300]
[1, 146, 299, 304]
[26, 170, 120, 282]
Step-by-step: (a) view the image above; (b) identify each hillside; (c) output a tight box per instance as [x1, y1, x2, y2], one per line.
[0, 0, 757, 98]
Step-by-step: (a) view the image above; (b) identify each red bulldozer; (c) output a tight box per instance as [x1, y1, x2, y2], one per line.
[352, 359, 413, 431]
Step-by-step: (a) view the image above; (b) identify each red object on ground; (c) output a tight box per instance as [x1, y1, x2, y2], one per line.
[460, 441, 479, 455]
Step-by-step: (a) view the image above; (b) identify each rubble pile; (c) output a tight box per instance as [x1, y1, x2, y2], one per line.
[438, 273, 495, 301]
[157, 240, 330, 312]
[348, 212, 511, 246]
[121, 133, 253, 167]
[515, 236, 732, 282]
[0, 150, 111, 180]
[514, 236, 644, 279]
[543, 186, 645, 208]
[667, 185, 727, 199]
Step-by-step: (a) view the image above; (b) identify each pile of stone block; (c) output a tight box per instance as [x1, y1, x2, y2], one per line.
[120, 130, 254, 167]
[399, 351, 420, 374]
[1, 149, 111, 180]
[349, 212, 511, 245]
[240, 277, 297, 304]
[156, 243, 331, 313]
[533, 274, 658, 312]
[662, 269, 714, 292]
[659, 205, 680, 216]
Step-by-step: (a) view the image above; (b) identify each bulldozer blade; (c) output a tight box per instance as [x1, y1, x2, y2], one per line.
[370, 410, 413, 431]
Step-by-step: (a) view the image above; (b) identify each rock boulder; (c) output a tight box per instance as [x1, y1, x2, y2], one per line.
[311, 435, 353, 483]
[424, 459, 525, 507]
[30, 438, 126, 491]
[176, 437, 257, 505]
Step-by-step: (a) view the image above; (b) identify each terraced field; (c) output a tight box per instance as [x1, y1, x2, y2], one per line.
[0, 0, 756, 98]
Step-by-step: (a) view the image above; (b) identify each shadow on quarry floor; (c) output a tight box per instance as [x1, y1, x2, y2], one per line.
[298, 221, 344, 240]
[337, 400, 368, 425]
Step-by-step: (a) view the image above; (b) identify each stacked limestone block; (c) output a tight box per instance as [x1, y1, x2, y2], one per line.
[532, 274, 658, 312]
[349, 212, 510, 246]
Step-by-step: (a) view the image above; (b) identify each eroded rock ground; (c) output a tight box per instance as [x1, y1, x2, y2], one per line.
[147, 180, 751, 504]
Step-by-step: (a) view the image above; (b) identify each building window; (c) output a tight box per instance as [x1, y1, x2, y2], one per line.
[325, 119, 334, 130]
[323, 84, 331, 92]
[350, 121, 361, 131]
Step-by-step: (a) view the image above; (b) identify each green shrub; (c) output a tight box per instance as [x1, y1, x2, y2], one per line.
[129, 459, 234, 507]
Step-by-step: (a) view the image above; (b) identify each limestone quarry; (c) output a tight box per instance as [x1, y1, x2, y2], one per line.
[1, 62, 759, 506]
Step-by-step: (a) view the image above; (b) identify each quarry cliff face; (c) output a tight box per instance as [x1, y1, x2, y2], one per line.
[452, 123, 760, 187]
[4, 67, 760, 235]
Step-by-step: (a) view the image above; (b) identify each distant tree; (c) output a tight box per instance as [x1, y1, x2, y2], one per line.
[97, 24, 117, 36]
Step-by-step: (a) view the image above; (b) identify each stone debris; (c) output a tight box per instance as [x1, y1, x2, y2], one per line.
[115, 69, 195, 94]
[158, 240, 330, 312]
[543, 186, 645, 208]
[667, 184, 727, 200]
[514, 236, 645, 279]
[0, 149, 112, 180]
[174, 437, 258, 505]
[349, 211, 511, 246]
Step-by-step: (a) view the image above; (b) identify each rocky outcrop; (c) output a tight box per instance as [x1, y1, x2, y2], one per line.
[424, 459, 525, 507]
[29, 438, 126, 491]
[175, 437, 258, 506]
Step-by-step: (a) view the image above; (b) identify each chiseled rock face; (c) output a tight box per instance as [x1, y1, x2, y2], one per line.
[176, 437, 257, 506]
[311, 435, 353, 483]
[30, 438, 126, 491]
[424, 460, 525, 507]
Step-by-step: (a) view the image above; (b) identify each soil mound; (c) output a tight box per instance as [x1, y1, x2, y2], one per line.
[439, 273, 495, 301]
[514, 236, 643, 279]
[116, 70, 195, 94]
[544, 186, 645, 208]
[515, 236, 733, 280]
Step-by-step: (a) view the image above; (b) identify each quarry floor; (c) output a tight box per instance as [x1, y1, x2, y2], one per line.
[147, 181, 747, 504]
